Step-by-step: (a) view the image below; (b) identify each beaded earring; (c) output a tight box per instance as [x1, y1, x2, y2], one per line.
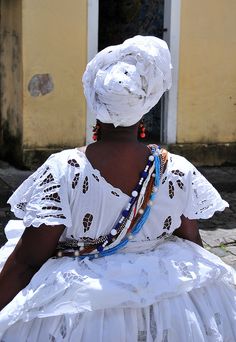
[138, 121, 146, 139]
[92, 121, 101, 141]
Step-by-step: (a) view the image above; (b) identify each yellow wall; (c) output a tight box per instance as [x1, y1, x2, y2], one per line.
[22, 0, 87, 148]
[177, 0, 236, 143]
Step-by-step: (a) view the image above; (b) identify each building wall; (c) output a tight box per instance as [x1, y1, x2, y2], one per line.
[0, 0, 22, 163]
[22, 0, 87, 150]
[177, 0, 236, 143]
[1, 1, 235, 167]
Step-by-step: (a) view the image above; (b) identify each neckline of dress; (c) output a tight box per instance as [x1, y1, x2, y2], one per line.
[75, 148, 130, 198]
[74, 147, 169, 198]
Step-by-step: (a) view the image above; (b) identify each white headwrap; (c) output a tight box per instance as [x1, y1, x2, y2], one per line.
[82, 35, 172, 127]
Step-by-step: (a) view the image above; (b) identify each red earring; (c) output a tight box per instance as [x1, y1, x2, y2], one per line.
[92, 122, 101, 141]
[139, 121, 146, 139]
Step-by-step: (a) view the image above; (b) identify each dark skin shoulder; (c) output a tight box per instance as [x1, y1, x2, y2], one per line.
[0, 224, 64, 310]
[85, 141, 150, 196]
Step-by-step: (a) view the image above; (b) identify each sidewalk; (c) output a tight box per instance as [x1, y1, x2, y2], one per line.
[197, 166, 236, 269]
[0, 160, 236, 269]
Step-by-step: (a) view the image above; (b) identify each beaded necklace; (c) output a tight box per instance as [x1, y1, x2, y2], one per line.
[56, 145, 162, 260]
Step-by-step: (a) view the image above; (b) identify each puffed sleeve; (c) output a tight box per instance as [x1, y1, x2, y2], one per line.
[182, 160, 229, 219]
[7, 153, 72, 228]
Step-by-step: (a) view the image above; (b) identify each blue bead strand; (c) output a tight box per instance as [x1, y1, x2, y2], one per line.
[80, 154, 161, 260]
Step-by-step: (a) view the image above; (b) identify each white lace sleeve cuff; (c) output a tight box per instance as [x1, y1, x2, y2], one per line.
[183, 166, 229, 220]
[7, 154, 72, 228]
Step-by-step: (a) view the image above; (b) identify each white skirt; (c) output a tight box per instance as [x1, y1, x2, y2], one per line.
[0, 221, 236, 342]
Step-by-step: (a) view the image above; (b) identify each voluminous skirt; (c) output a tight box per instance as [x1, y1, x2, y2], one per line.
[0, 221, 236, 342]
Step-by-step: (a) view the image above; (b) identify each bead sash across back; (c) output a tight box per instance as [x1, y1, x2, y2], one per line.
[55, 146, 162, 260]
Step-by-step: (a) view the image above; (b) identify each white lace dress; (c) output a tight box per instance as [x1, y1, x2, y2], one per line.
[0, 149, 235, 342]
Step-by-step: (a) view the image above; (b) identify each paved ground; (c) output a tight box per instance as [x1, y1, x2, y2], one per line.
[0, 160, 236, 269]
[197, 166, 236, 268]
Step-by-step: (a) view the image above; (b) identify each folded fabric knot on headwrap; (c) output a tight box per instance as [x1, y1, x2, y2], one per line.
[82, 35, 172, 127]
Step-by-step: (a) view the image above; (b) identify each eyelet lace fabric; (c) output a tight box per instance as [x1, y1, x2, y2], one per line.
[0, 149, 235, 341]
[7, 150, 229, 239]
[7, 153, 72, 229]
[183, 163, 229, 219]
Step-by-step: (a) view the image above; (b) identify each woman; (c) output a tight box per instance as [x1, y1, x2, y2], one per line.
[0, 36, 235, 341]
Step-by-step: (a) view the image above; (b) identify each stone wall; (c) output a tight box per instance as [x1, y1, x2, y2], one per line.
[0, 0, 23, 165]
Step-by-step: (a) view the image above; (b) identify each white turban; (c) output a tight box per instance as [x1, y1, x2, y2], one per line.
[82, 35, 172, 127]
